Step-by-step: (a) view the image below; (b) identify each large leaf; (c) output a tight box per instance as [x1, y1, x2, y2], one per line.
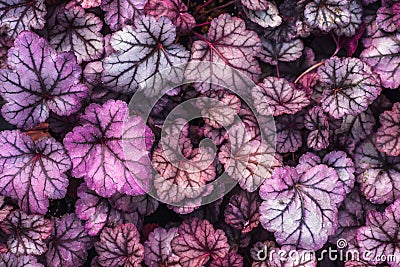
[145, 0, 195, 33]
[218, 124, 281, 192]
[102, 15, 189, 93]
[356, 199, 400, 266]
[101, 0, 147, 31]
[0, 31, 88, 129]
[45, 213, 92, 267]
[252, 77, 310, 116]
[354, 139, 400, 204]
[64, 100, 154, 197]
[259, 165, 346, 250]
[0, 0, 46, 38]
[48, 6, 104, 64]
[171, 218, 230, 267]
[376, 0, 400, 33]
[0, 130, 71, 214]
[360, 31, 400, 89]
[190, 14, 262, 86]
[375, 102, 400, 156]
[95, 223, 144, 267]
[317, 56, 381, 119]
[144, 227, 180, 267]
[1, 210, 52, 255]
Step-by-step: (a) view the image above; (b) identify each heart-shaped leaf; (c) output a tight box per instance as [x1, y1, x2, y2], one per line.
[375, 102, 400, 156]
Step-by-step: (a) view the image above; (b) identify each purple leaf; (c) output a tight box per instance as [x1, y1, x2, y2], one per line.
[77, 0, 101, 8]
[333, 0, 363, 37]
[0, 130, 71, 214]
[356, 199, 400, 266]
[275, 113, 304, 153]
[210, 251, 243, 267]
[240, 0, 270, 10]
[171, 218, 230, 267]
[48, 6, 104, 64]
[376, 0, 400, 32]
[190, 14, 262, 87]
[100, 0, 147, 31]
[110, 193, 159, 216]
[354, 139, 400, 204]
[45, 213, 92, 267]
[360, 31, 400, 89]
[0, 33, 12, 68]
[0, 196, 12, 223]
[95, 223, 144, 267]
[102, 15, 189, 93]
[219, 124, 282, 192]
[144, 227, 180, 267]
[304, 0, 351, 33]
[0, 31, 88, 129]
[242, 1, 282, 28]
[259, 165, 346, 250]
[322, 151, 355, 194]
[1, 210, 52, 255]
[252, 77, 310, 117]
[224, 190, 261, 233]
[0, 252, 44, 267]
[304, 107, 329, 151]
[375, 102, 400, 156]
[317, 56, 381, 119]
[145, 0, 195, 33]
[259, 39, 304, 65]
[64, 100, 154, 197]
[0, 1, 46, 38]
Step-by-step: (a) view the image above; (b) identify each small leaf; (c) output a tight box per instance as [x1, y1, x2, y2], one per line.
[252, 77, 310, 116]
[171, 218, 230, 267]
[144, 227, 180, 267]
[317, 56, 381, 119]
[1, 210, 52, 255]
[45, 213, 92, 267]
[376, 0, 400, 32]
[375, 102, 400, 156]
[304, 106, 329, 151]
[48, 6, 104, 64]
[259, 39, 304, 65]
[95, 223, 144, 267]
[275, 113, 304, 153]
[242, 1, 282, 28]
[101, 0, 147, 31]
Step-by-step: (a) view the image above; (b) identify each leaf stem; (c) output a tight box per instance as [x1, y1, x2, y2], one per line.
[330, 32, 341, 57]
[192, 31, 209, 42]
[276, 63, 280, 78]
[294, 61, 324, 84]
[195, 21, 211, 27]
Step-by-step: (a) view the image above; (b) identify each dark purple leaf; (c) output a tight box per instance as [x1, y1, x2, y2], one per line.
[259, 165, 346, 250]
[0, 31, 88, 129]
[45, 213, 92, 267]
[259, 39, 304, 65]
[0, 33, 12, 68]
[1, 210, 52, 255]
[375, 102, 400, 156]
[252, 77, 309, 117]
[100, 0, 147, 31]
[376, 0, 400, 32]
[95, 223, 144, 267]
[317, 56, 381, 119]
[304, 106, 329, 151]
[144, 227, 180, 267]
[360, 31, 400, 89]
[102, 15, 189, 93]
[275, 113, 304, 153]
[0, 195, 12, 223]
[64, 100, 154, 197]
[354, 139, 400, 204]
[48, 6, 104, 64]
[145, 0, 195, 33]
[0, 0, 46, 38]
[0, 130, 71, 214]
[110, 193, 159, 216]
[171, 218, 230, 267]
[224, 190, 260, 233]
[356, 199, 400, 266]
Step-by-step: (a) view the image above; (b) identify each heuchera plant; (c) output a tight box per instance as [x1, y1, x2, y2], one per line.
[0, 0, 399, 266]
